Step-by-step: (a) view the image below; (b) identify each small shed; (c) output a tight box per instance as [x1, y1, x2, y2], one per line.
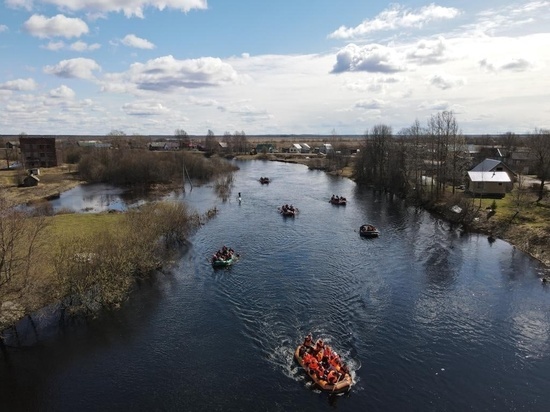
[22, 174, 40, 187]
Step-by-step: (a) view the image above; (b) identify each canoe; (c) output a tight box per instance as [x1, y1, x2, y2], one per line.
[294, 345, 353, 393]
[359, 224, 379, 238]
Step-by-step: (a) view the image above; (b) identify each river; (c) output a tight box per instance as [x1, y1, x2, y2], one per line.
[1, 160, 550, 411]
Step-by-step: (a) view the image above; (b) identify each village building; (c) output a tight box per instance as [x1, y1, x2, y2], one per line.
[18, 136, 60, 168]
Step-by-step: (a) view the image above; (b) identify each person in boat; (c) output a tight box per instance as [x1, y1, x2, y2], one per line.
[326, 369, 340, 384]
[303, 333, 313, 348]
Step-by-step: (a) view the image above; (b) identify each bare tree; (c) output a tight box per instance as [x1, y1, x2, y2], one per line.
[175, 129, 189, 149]
[526, 128, 550, 201]
[355, 124, 392, 189]
[204, 129, 217, 153]
[399, 119, 428, 200]
[427, 111, 462, 198]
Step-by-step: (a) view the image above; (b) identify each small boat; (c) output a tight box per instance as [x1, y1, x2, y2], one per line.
[359, 224, 379, 238]
[211, 247, 237, 268]
[329, 196, 347, 205]
[279, 205, 298, 217]
[259, 177, 270, 184]
[294, 337, 353, 393]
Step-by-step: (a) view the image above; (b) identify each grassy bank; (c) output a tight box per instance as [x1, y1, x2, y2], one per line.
[0, 202, 205, 334]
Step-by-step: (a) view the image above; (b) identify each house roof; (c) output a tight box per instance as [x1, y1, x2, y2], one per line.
[292, 143, 302, 149]
[467, 171, 511, 183]
[470, 158, 516, 176]
[471, 158, 502, 172]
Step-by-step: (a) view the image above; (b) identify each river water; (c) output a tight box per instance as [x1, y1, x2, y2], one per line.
[2, 160, 550, 411]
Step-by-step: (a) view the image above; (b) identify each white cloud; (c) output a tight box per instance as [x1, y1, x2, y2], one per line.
[121, 34, 155, 49]
[23, 14, 89, 39]
[429, 74, 466, 90]
[102, 55, 240, 94]
[479, 57, 534, 72]
[122, 101, 168, 115]
[49, 85, 76, 99]
[332, 43, 405, 73]
[0, 25, 8, 33]
[70, 41, 101, 51]
[5, 0, 32, 11]
[0, 78, 37, 91]
[355, 98, 386, 110]
[43, 40, 65, 51]
[44, 58, 101, 79]
[329, 4, 460, 39]
[41, 0, 207, 18]
[407, 36, 450, 64]
[418, 100, 451, 111]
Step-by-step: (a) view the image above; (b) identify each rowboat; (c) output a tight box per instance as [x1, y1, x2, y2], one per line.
[294, 341, 352, 393]
[359, 224, 379, 238]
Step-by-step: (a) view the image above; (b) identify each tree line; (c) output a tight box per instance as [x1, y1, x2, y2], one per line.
[354, 111, 550, 204]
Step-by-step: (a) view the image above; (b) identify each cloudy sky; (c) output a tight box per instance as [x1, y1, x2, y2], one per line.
[1, 0, 549, 136]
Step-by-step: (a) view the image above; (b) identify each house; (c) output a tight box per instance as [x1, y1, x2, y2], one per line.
[19, 136, 59, 168]
[466, 171, 511, 197]
[319, 143, 334, 154]
[148, 141, 179, 151]
[255, 143, 275, 154]
[466, 158, 515, 196]
[77, 140, 112, 149]
[300, 143, 311, 154]
[289, 143, 302, 153]
[508, 148, 534, 175]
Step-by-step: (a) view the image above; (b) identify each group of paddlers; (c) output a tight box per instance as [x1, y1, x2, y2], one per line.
[330, 194, 347, 204]
[280, 204, 297, 214]
[297, 334, 350, 385]
[212, 246, 234, 262]
[360, 224, 377, 232]
[259, 176, 270, 184]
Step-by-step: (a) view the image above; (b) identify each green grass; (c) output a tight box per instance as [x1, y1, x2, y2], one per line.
[44, 212, 125, 243]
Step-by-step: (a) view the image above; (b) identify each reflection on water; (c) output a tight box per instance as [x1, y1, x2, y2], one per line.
[2, 160, 550, 411]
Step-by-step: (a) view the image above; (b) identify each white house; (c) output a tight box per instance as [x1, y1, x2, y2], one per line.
[466, 171, 512, 197]
[319, 143, 333, 154]
[289, 143, 302, 153]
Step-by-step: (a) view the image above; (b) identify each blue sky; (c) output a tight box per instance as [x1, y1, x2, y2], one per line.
[1, 0, 549, 136]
